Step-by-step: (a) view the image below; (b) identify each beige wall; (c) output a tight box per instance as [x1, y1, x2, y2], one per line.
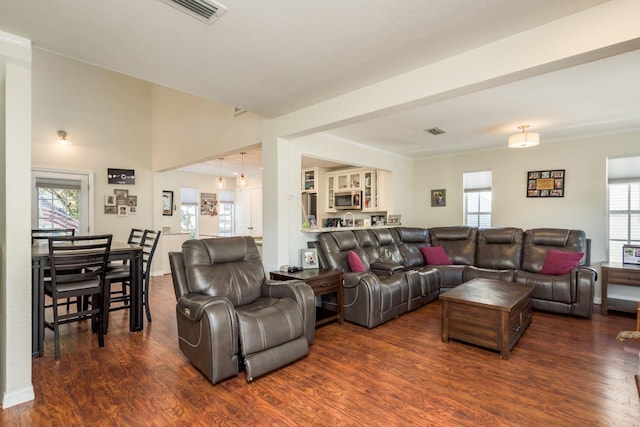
[31, 50, 154, 244]
[151, 85, 263, 172]
[413, 129, 640, 300]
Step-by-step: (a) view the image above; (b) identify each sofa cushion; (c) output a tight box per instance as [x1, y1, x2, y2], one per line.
[348, 250, 367, 272]
[236, 297, 304, 355]
[429, 226, 477, 265]
[541, 250, 584, 275]
[420, 246, 452, 266]
[393, 227, 430, 267]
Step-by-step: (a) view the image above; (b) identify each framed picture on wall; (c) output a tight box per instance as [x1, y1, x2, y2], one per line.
[431, 189, 446, 207]
[162, 190, 173, 216]
[115, 189, 129, 205]
[527, 169, 565, 197]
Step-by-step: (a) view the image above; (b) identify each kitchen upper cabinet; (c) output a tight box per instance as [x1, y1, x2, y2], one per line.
[327, 175, 335, 211]
[302, 167, 318, 193]
[363, 169, 390, 212]
[325, 168, 390, 213]
[336, 172, 362, 190]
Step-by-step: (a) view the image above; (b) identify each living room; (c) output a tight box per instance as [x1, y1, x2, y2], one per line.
[1, 0, 640, 421]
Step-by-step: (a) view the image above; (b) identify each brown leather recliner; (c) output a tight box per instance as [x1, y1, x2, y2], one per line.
[169, 236, 316, 383]
[514, 228, 596, 318]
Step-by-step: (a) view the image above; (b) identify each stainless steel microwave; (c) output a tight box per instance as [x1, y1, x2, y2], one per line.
[335, 191, 362, 210]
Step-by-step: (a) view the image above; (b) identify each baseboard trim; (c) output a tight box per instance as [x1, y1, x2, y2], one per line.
[2, 385, 35, 408]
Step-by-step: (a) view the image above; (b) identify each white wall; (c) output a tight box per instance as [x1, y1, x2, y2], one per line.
[413, 129, 640, 300]
[31, 50, 154, 243]
[0, 31, 35, 408]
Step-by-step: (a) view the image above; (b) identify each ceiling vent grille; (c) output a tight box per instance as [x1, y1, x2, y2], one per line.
[425, 127, 446, 136]
[161, 0, 227, 24]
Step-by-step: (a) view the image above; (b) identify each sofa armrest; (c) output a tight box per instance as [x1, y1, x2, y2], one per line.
[370, 262, 404, 276]
[264, 279, 316, 345]
[577, 265, 598, 281]
[175, 293, 239, 384]
[177, 293, 233, 322]
[343, 271, 376, 288]
[571, 267, 597, 318]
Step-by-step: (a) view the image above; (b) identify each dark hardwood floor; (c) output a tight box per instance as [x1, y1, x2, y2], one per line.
[3, 274, 640, 426]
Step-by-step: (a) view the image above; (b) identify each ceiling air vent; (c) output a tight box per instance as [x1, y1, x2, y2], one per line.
[161, 0, 227, 24]
[425, 127, 446, 136]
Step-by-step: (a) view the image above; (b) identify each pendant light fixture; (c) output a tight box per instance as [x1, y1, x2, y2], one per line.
[508, 125, 540, 148]
[238, 152, 248, 187]
[217, 158, 224, 189]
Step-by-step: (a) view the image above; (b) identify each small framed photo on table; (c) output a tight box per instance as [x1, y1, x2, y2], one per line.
[301, 248, 319, 269]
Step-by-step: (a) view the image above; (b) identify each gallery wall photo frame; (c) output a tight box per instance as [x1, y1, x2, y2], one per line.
[431, 189, 446, 207]
[527, 169, 565, 198]
[108, 168, 135, 185]
[162, 190, 174, 216]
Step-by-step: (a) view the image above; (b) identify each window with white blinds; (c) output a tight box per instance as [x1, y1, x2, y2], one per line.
[464, 171, 492, 228]
[608, 181, 640, 263]
[607, 155, 640, 262]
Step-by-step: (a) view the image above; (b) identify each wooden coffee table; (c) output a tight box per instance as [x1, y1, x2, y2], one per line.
[439, 278, 534, 360]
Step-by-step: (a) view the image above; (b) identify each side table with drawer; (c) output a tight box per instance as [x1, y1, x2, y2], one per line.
[269, 268, 343, 327]
[601, 262, 640, 315]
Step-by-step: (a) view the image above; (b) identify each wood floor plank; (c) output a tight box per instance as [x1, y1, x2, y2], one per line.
[2, 274, 639, 426]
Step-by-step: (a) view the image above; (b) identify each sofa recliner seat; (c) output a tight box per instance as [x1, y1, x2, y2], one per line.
[316, 230, 415, 328]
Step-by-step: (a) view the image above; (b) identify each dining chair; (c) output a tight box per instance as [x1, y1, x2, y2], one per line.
[107, 228, 144, 304]
[44, 234, 112, 359]
[32, 228, 75, 243]
[33, 228, 77, 310]
[104, 229, 161, 324]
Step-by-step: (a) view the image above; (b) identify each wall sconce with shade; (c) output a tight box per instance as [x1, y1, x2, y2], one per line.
[217, 158, 224, 189]
[238, 152, 248, 187]
[508, 125, 539, 148]
[57, 130, 71, 145]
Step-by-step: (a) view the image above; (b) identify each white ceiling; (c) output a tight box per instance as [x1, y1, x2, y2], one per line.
[2, 0, 638, 176]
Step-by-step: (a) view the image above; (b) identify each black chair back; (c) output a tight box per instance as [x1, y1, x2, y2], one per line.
[32, 228, 75, 244]
[48, 234, 112, 291]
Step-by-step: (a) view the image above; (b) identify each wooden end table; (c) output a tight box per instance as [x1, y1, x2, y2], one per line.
[270, 268, 343, 327]
[601, 262, 640, 315]
[439, 278, 534, 360]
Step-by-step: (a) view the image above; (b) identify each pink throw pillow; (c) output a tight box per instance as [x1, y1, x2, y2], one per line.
[348, 250, 366, 272]
[420, 246, 452, 266]
[540, 250, 584, 275]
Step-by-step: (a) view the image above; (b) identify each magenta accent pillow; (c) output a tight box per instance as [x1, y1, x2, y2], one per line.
[540, 250, 584, 275]
[420, 246, 452, 266]
[348, 250, 366, 272]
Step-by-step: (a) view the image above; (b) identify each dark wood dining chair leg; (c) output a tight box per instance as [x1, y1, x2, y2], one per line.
[53, 300, 61, 360]
[144, 279, 152, 323]
[102, 279, 111, 335]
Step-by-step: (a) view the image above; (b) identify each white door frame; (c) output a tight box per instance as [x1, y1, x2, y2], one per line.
[31, 167, 95, 235]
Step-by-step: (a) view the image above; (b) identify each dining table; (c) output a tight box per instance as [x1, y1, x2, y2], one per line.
[31, 240, 144, 357]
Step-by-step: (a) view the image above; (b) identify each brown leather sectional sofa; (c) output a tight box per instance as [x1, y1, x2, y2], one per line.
[312, 226, 596, 329]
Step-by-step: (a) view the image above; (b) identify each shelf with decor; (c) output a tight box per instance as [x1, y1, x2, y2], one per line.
[302, 167, 318, 193]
